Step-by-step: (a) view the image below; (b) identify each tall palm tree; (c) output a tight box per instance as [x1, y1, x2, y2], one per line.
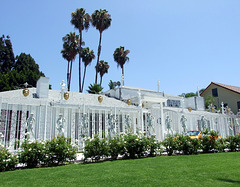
[91, 9, 111, 84]
[71, 8, 90, 92]
[96, 60, 109, 86]
[81, 47, 95, 92]
[113, 46, 130, 86]
[61, 32, 78, 91]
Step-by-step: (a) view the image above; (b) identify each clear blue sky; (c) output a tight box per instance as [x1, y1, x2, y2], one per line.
[1, 0, 240, 95]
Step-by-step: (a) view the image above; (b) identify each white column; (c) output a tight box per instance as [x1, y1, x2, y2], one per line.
[160, 102, 164, 140]
[44, 103, 48, 140]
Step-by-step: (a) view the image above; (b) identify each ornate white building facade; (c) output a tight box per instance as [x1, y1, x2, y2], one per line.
[0, 77, 239, 150]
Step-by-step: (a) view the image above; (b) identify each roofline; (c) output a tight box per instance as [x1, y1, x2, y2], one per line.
[200, 82, 240, 96]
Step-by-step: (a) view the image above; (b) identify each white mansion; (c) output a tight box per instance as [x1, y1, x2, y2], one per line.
[0, 77, 239, 150]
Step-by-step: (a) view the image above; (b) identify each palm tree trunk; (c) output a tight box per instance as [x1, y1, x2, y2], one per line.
[67, 61, 70, 90]
[122, 66, 124, 86]
[82, 66, 87, 92]
[79, 31, 82, 92]
[95, 32, 102, 84]
[69, 60, 73, 91]
[100, 76, 102, 86]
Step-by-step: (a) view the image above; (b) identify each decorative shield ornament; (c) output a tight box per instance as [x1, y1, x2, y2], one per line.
[23, 88, 29, 97]
[64, 92, 69, 100]
[188, 107, 192, 112]
[142, 102, 145, 108]
[98, 96, 103, 103]
[127, 99, 131, 105]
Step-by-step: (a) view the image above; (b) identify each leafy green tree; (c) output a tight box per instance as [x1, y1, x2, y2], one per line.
[91, 9, 112, 84]
[179, 89, 204, 98]
[61, 32, 79, 91]
[14, 53, 45, 87]
[71, 8, 90, 92]
[205, 95, 215, 109]
[87, 83, 103, 94]
[0, 35, 15, 73]
[81, 47, 95, 91]
[113, 46, 130, 86]
[96, 60, 109, 86]
[0, 53, 45, 91]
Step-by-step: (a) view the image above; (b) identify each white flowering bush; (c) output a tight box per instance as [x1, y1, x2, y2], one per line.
[225, 135, 240, 152]
[162, 134, 177, 156]
[108, 136, 125, 160]
[44, 135, 77, 166]
[146, 136, 160, 157]
[0, 146, 18, 172]
[123, 133, 148, 159]
[18, 140, 45, 168]
[84, 134, 109, 162]
[174, 134, 194, 155]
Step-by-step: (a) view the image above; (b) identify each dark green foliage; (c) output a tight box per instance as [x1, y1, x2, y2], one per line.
[190, 138, 201, 154]
[0, 146, 18, 172]
[205, 95, 215, 109]
[44, 135, 77, 166]
[146, 136, 160, 157]
[174, 134, 194, 155]
[108, 136, 125, 160]
[0, 36, 46, 92]
[108, 80, 115, 89]
[180, 92, 197, 98]
[84, 134, 109, 162]
[123, 133, 148, 159]
[18, 140, 45, 168]
[216, 138, 226, 152]
[87, 83, 103, 94]
[14, 53, 45, 87]
[225, 135, 240, 152]
[201, 130, 219, 153]
[162, 134, 177, 156]
[0, 35, 15, 74]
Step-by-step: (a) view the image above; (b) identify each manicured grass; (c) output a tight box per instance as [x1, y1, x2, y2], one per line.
[0, 152, 240, 186]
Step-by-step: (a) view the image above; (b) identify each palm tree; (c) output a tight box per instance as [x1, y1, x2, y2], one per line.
[80, 47, 95, 92]
[61, 32, 78, 91]
[91, 9, 112, 84]
[113, 46, 130, 86]
[96, 60, 109, 86]
[71, 8, 90, 92]
[87, 83, 103, 94]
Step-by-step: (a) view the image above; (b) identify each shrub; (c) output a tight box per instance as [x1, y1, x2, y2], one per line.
[216, 138, 226, 152]
[162, 134, 176, 156]
[225, 135, 240, 152]
[174, 134, 193, 155]
[45, 135, 77, 166]
[190, 138, 201, 154]
[146, 136, 159, 157]
[0, 146, 18, 172]
[84, 134, 109, 162]
[201, 130, 219, 153]
[123, 133, 148, 159]
[18, 140, 45, 168]
[108, 136, 125, 160]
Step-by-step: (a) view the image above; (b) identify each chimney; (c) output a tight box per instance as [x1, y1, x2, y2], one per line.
[36, 77, 50, 98]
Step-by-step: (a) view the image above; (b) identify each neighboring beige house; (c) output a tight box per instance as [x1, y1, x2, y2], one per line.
[201, 82, 240, 114]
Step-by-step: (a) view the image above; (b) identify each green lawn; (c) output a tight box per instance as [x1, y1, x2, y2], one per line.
[1, 152, 240, 186]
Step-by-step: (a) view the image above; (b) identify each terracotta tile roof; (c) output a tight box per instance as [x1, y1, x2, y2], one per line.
[201, 82, 240, 95]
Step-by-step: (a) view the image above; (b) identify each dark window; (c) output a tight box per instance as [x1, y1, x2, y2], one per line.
[237, 101, 240, 110]
[212, 88, 218, 97]
[167, 100, 181, 107]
